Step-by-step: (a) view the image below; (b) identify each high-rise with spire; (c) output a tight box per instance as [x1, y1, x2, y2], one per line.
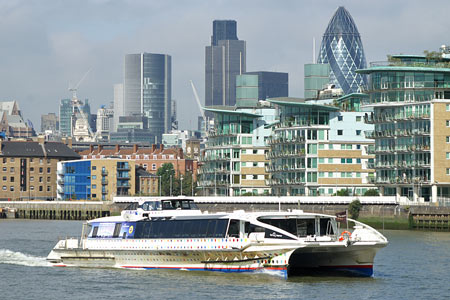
[205, 20, 246, 112]
[317, 6, 367, 94]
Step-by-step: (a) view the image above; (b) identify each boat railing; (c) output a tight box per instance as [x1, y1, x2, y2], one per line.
[344, 218, 388, 243]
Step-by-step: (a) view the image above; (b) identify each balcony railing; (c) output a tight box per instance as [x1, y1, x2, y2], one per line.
[364, 113, 430, 125]
[266, 136, 305, 145]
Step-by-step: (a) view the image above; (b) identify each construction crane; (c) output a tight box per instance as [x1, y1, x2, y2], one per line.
[68, 69, 99, 142]
[190, 80, 209, 132]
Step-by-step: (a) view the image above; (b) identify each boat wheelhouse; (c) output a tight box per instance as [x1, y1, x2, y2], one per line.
[48, 197, 387, 278]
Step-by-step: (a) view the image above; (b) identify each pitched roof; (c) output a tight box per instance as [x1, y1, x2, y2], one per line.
[0, 141, 80, 159]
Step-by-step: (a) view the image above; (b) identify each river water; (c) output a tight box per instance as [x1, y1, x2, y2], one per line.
[0, 220, 449, 300]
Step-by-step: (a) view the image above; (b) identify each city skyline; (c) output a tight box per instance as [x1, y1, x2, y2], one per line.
[0, 0, 449, 131]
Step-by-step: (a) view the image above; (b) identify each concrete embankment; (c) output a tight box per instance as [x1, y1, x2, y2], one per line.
[0, 201, 110, 220]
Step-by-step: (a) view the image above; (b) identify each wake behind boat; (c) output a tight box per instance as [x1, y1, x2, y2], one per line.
[47, 197, 388, 278]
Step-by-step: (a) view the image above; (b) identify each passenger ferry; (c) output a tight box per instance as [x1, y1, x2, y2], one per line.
[47, 198, 388, 278]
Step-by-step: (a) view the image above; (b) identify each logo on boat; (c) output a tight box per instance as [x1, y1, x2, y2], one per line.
[269, 232, 282, 238]
[129, 225, 134, 234]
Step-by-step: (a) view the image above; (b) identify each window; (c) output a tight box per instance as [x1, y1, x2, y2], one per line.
[328, 144, 333, 150]
[356, 172, 361, 178]
[337, 130, 343, 136]
[10, 186, 14, 191]
[10, 177, 14, 182]
[92, 166, 97, 170]
[341, 158, 346, 164]
[10, 158, 15, 162]
[356, 144, 361, 150]
[2, 176, 5, 181]
[447, 152, 450, 159]
[356, 116, 361, 122]
[319, 158, 325, 164]
[447, 104, 450, 111]
[39, 177, 43, 183]
[319, 172, 325, 178]
[328, 158, 333, 163]
[356, 130, 361, 136]
[39, 158, 43, 164]
[347, 158, 352, 164]
[152, 164, 156, 170]
[30, 167, 34, 172]
[39, 186, 43, 191]
[2, 167, 6, 172]
[47, 167, 51, 173]
[47, 177, 51, 182]
[92, 184, 97, 189]
[143, 164, 148, 169]
[10, 167, 14, 173]
[328, 172, 333, 178]
[319, 144, 325, 149]
[338, 116, 343, 121]
[2, 186, 6, 191]
[39, 167, 43, 173]
[47, 186, 51, 192]
[252, 162, 258, 167]
[447, 136, 450, 143]
[30, 176, 34, 182]
[92, 175, 96, 180]
[447, 168, 450, 175]
[357, 158, 361, 164]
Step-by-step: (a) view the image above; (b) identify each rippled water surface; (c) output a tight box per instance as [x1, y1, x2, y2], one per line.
[1, 220, 449, 300]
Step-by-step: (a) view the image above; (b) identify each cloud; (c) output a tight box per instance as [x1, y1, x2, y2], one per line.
[0, 0, 449, 131]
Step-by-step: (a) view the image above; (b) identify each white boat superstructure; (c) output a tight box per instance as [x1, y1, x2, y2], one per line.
[47, 197, 388, 278]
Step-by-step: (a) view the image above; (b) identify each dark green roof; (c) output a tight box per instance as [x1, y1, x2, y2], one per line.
[267, 98, 339, 111]
[203, 106, 262, 117]
[336, 93, 369, 102]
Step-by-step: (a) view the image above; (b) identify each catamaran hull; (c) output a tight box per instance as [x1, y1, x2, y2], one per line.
[47, 243, 382, 278]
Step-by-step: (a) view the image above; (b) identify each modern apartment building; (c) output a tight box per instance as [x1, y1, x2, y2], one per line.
[359, 53, 450, 202]
[198, 104, 276, 196]
[266, 97, 375, 196]
[57, 158, 136, 201]
[0, 139, 80, 200]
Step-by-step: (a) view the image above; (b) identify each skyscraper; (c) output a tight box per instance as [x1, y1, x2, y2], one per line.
[205, 20, 246, 111]
[123, 53, 171, 143]
[113, 83, 124, 131]
[317, 6, 367, 94]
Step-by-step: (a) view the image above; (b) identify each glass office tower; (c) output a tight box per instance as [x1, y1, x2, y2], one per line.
[123, 53, 171, 143]
[317, 6, 367, 94]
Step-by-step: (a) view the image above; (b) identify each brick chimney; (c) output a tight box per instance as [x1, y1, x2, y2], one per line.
[160, 144, 164, 151]
[178, 148, 183, 159]
[152, 144, 156, 152]
[133, 144, 138, 153]
[97, 144, 103, 153]
[89, 145, 94, 153]
[67, 137, 72, 148]
[115, 144, 120, 153]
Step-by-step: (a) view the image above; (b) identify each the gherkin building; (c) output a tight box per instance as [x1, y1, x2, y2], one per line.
[317, 6, 367, 94]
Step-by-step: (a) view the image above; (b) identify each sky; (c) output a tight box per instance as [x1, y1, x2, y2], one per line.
[1, 0, 449, 131]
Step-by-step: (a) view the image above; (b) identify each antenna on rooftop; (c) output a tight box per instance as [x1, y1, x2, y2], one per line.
[313, 37, 316, 63]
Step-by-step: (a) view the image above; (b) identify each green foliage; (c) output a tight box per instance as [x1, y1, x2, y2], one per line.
[348, 199, 362, 220]
[156, 163, 175, 196]
[363, 189, 380, 196]
[336, 189, 350, 196]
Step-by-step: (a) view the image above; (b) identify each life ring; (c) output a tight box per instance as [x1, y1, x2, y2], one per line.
[339, 230, 351, 241]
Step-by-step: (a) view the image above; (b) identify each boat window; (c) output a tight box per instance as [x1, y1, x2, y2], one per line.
[190, 202, 199, 210]
[91, 226, 98, 238]
[244, 222, 265, 234]
[181, 201, 191, 209]
[227, 219, 240, 238]
[125, 203, 138, 210]
[296, 219, 316, 237]
[319, 218, 335, 236]
[140, 201, 161, 211]
[133, 219, 228, 239]
[162, 201, 174, 210]
[113, 223, 122, 238]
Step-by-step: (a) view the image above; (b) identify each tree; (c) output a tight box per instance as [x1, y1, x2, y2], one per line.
[364, 189, 379, 196]
[336, 189, 350, 196]
[156, 163, 175, 196]
[348, 199, 362, 220]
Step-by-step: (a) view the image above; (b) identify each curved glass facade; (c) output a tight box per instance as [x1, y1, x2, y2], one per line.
[317, 6, 367, 94]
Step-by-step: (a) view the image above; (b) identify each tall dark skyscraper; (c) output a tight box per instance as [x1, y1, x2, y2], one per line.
[205, 20, 246, 112]
[317, 7, 367, 94]
[211, 20, 238, 46]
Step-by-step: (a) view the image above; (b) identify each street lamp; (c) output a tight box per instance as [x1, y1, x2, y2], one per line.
[170, 175, 173, 196]
[158, 175, 161, 196]
[180, 175, 184, 196]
